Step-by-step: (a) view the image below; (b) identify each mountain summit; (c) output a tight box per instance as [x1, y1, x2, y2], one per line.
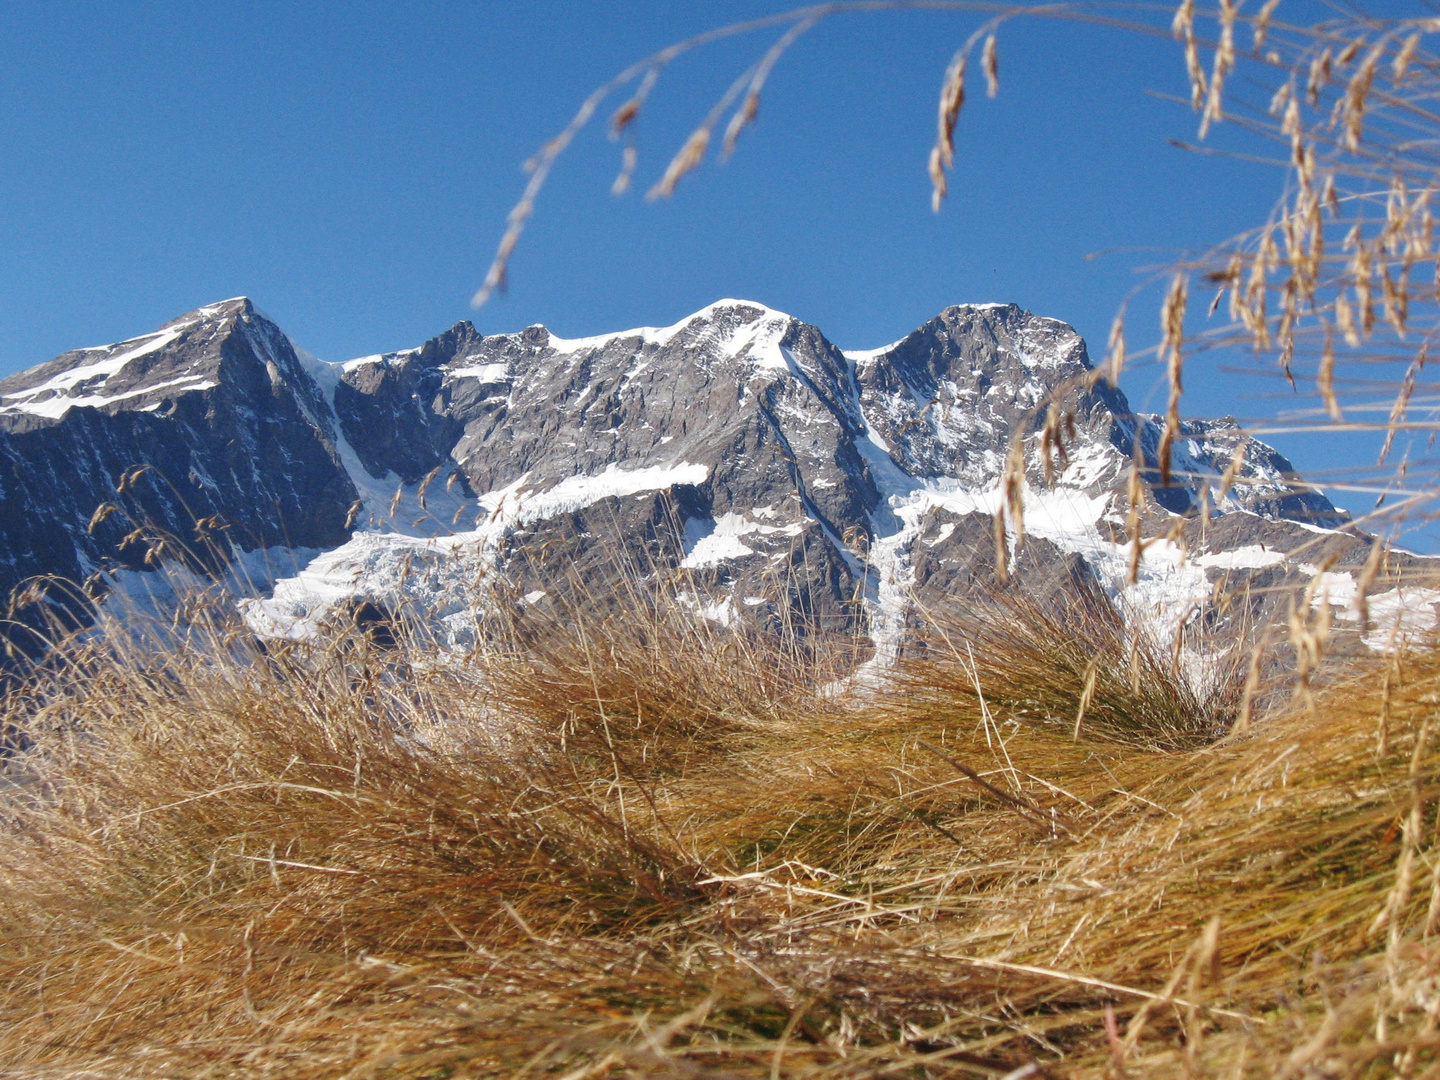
[0, 298, 1426, 661]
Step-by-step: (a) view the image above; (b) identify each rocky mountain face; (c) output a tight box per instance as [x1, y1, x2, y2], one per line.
[0, 301, 356, 646]
[0, 296, 1433, 664]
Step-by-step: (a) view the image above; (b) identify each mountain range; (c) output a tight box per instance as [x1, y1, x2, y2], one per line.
[0, 296, 1433, 664]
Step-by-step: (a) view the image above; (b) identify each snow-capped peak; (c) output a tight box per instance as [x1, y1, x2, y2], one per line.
[538, 298, 795, 357]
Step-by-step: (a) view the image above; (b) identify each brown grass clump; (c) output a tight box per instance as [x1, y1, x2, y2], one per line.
[2, 584, 1440, 1078]
[894, 583, 1244, 753]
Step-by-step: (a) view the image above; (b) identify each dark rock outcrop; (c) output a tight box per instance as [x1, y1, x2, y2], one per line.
[0, 299, 354, 643]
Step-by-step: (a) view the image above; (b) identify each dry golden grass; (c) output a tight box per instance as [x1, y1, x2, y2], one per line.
[2, 584, 1440, 1079]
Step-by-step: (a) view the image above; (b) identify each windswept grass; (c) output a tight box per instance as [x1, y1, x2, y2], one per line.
[0, 581, 1438, 1079]
[894, 581, 1247, 753]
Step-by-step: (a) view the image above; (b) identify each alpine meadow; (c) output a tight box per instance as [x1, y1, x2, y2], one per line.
[7, 3, 1440, 1078]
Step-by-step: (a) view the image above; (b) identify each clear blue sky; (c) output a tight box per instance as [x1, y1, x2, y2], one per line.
[0, 1, 1406, 534]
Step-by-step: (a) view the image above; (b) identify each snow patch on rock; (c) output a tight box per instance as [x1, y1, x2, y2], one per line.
[243, 462, 710, 641]
[1195, 545, 1287, 570]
